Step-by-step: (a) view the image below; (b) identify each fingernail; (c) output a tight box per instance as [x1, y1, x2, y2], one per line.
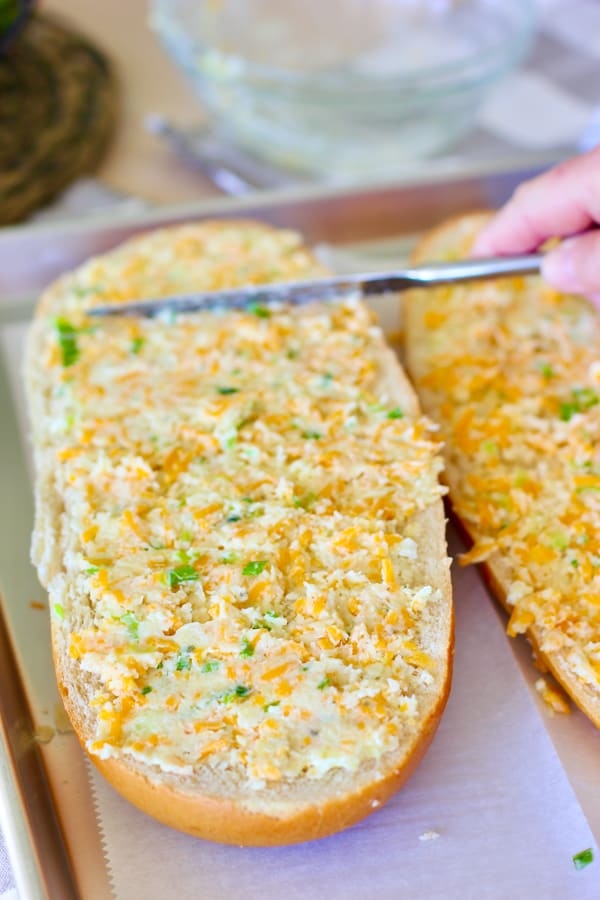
[541, 239, 578, 292]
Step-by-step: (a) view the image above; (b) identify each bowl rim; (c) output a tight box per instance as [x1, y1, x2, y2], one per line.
[151, 0, 537, 95]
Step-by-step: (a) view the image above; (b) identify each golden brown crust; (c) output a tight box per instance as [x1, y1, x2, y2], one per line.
[404, 211, 600, 729]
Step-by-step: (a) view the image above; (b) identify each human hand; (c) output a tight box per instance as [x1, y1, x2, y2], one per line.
[472, 147, 600, 303]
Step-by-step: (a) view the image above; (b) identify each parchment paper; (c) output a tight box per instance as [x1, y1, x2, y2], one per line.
[89, 535, 600, 900]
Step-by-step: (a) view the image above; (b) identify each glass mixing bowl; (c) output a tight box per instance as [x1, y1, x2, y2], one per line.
[150, 0, 536, 181]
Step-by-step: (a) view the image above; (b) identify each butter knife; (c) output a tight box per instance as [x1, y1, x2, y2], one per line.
[87, 252, 544, 318]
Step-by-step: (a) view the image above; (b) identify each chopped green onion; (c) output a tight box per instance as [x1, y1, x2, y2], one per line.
[252, 612, 279, 631]
[216, 386, 239, 395]
[53, 603, 65, 620]
[226, 514, 241, 523]
[573, 387, 599, 407]
[176, 646, 195, 671]
[572, 848, 593, 870]
[302, 430, 321, 440]
[537, 361, 554, 378]
[558, 403, 577, 422]
[131, 336, 145, 355]
[201, 659, 220, 673]
[221, 551, 237, 563]
[560, 402, 578, 422]
[548, 530, 569, 551]
[317, 678, 330, 690]
[293, 492, 317, 510]
[222, 684, 251, 702]
[55, 318, 79, 367]
[242, 560, 267, 577]
[168, 564, 199, 587]
[248, 303, 270, 318]
[120, 611, 139, 640]
[83, 565, 99, 575]
[141, 686, 152, 695]
[560, 387, 599, 421]
[235, 684, 250, 697]
[387, 407, 403, 420]
[240, 637, 255, 658]
[482, 441, 498, 455]
[263, 700, 280, 712]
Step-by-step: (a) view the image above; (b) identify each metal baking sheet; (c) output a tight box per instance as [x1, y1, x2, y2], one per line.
[2, 156, 598, 899]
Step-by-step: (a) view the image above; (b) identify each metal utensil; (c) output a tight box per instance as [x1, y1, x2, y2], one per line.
[145, 116, 303, 194]
[88, 253, 544, 318]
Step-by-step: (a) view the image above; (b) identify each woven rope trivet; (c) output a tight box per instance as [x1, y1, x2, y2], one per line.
[0, 12, 118, 224]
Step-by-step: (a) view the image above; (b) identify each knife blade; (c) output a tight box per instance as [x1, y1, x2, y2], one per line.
[87, 252, 544, 318]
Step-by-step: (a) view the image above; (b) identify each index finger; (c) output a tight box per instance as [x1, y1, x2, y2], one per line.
[472, 147, 600, 256]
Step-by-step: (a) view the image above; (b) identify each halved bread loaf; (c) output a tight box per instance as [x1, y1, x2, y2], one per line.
[26, 219, 452, 845]
[404, 212, 600, 728]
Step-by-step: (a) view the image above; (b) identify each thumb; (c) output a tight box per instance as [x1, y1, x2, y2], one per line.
[541, 231, 600, 304]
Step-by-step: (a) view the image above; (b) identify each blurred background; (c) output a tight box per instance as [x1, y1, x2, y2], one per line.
[1, 0, 599, 225]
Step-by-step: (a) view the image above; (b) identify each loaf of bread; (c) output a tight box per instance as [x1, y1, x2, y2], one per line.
[404, 212, 600, 728]
[26, 220, 452, 845]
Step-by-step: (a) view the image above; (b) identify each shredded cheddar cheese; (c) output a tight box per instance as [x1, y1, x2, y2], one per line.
[414, 243, 600, 698]
[535, 678, 570, 715]
[40, 223, 447, 787]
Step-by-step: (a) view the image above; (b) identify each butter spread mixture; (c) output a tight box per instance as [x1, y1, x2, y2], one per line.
[415, 237, 600, 693]
[41, 224, 446, 786]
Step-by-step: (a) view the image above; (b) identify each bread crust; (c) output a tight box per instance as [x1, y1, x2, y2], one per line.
[86, 640, 452, 846]
[404, 212, 600, 729]
[26, 220, 453, 844]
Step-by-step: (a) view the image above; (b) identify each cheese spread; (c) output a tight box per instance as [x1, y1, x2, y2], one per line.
[40, 223, 447, 786]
